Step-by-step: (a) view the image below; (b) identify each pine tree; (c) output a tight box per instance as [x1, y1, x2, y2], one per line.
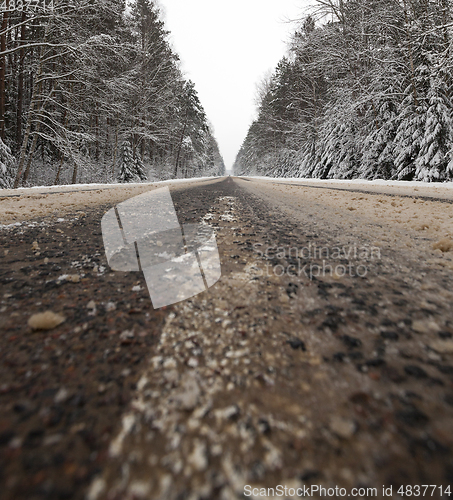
[415, 71, 453, 181]
[134, 154, 148, 181]
[393, 87, 426, 180]
[0, 137, 14, 188]
[117, 140, 138, 183]
[361, 100, 398, 180]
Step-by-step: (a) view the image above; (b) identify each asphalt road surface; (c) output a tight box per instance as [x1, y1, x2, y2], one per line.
[1, 177, 453, 500]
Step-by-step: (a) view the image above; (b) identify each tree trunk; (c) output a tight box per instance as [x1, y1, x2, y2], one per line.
[72, 162, 78, 184]
[0, 1, 9, 140]
[22, 124, 40, 184]
[16, 12, 26, 152]
[112, 118, 118, 177]
[14, 24, 49, 188]
[174, 120, 187, 178]
[54, 153, 64, 185]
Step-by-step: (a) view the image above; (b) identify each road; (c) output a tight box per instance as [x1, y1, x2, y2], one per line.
[1, 176, 453, 499]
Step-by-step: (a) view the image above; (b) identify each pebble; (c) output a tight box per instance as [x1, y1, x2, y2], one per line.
[43, 434, 64, 446]
[119, 330, 134, 341]
[173, 375, 200, 410]
[412, 319, 440, 334]
[87, 477, 106, 500]
[163, 357, 177, 369]
[188, 440, 207, 471]
[329, 416, 357, 439]
[28, 311, 66, 330]
[287, 339, 306, 351]
[432, 238, 453, 252]
[214, 405, 240, 421]
[127, 481, 151, 498]
[225, 349, 249, 359]
[429, 340, 453, 354]
[54, 387, 69, 404]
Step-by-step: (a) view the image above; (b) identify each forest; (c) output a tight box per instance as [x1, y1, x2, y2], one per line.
[234, 0, 453, 182]
[0, 0, 225, 188]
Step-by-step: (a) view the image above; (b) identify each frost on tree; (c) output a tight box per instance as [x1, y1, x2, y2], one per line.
[415, 73, 453, 181]
[234, 2, 453, 183]
[0, 0, 225, 187]
[361, 101, 398, 180]
[392, 89, 425, 181]
[0, 138, 15, 189]
[117, 140, 147, 183]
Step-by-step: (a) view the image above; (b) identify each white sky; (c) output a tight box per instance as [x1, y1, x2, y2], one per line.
[157, 0, 309, 170]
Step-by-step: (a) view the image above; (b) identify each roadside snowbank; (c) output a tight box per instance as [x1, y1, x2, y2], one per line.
[240, 176, 453, 201]
[0, 177, 222, 225]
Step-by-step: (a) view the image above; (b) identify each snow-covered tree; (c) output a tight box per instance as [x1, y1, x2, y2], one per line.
[415, 71, 453, 181]
[0, 0, 224, 187]
[236, 0, 453, 183]
[117, 140, 146, 183]
[0, 137, 15, 188]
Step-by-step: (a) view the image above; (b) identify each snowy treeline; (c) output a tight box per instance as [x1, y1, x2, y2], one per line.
[0, 0, 225, 188]
[234, 0, 453, 182]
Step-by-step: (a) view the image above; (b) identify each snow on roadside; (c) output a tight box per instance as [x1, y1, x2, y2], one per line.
[0, 176, 218, 198]
[0, 177, 222, 226]
[240, 176, 453, 201]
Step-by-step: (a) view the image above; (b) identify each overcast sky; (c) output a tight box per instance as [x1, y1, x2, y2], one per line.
[157, 0, 309, 171]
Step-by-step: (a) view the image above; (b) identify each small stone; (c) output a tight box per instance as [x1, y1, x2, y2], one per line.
[87, 477, 106, 500]
[87, 300, 96, 310]
[127, 481, 151, 498]
[412, 320, 440, 334]
[105, 302, 116, 312]
[329, 416, 356, 439]
[28, 311, 66, 330]
[225, 349, 249, 359]
[432, 238, 453, 253]
[187, 357, 198, 368]
[163, 357, 177, 369]
[173, 375, 200, 410]
[43, 434, 63, 446]
[214, 405, 240, 421]
[54, 387, 69, 404]
[287, 338, 306, 351]
[32, 240, 40, 251]
[132, 285, 141, 292]
[163, 370, 178, 384]
[188, 440, 207, 471]
[67, 274, 80, 283]
[120, 330, 134, 341]
[429, 340, 453, 354]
